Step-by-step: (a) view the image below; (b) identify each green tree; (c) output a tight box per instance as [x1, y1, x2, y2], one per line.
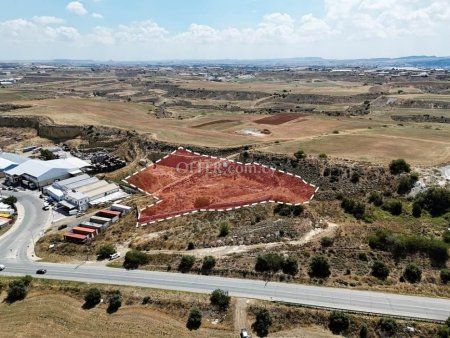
[40, 148, 58, 161]
[186, 308, 202, 330]
[201, 255, 216, 273]
[282, 256, 299, 276]
[359, 324, 368, 338]
[328, 311, 350, 335]
[440, 269, 450, 284]
[389, 159, 411, 175]
[382, 199, 403, 216]
[403, 263, 422, 283]
[308, 255, 331, 278]
[107, 291, 122, 313]
[252, 308, 272, 337]
[210, 289, 230, 310]
[368, 192, 383, 206]
[377, 318, 397, 337]
[397, 175, 416, 195]
[96, 244, 116, 260]
[178, 255, 195, 273]
[442, 230, 450, 244]
[2, 196, 17, 206]
[255, 253, 284, 273]
[123, 249, 149, 269]
[21, 275, 33, 287]
[6, 280, 27, 302]
[416, 187, 450, 217]
[84, 288, 102, 307]
[412, 202, 422, 218]
[371, 261, 390, 280]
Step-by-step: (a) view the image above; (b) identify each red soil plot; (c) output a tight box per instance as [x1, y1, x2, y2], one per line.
[254, 113, 307, 125]
[127, 148, 317, 225]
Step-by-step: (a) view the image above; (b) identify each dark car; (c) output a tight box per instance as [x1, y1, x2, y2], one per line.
[57, 224, 68, 230]
[36, 269, 47, 274]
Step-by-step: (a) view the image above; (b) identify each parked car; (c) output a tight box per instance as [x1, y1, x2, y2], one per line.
[36, 269, 47, 274]
[240, 329, 250, 338]
[109, 253, 121, 260]
[0, 264, 5, 271]
[42, 205, 50, 211]
[76, 212, 86, 218]
[57, 224, 68, 230]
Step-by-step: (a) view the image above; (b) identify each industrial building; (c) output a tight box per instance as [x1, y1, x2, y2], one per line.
[5, 157, 90, 188]
[0, 152, 29, 174]
[44, 173, 120, 211]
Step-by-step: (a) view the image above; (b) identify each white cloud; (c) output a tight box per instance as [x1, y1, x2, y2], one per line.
[92, 12, 103, 19]
[66, 1, 88, 15]
[32, 16, 64, 25]
[44, 26, 80, 41]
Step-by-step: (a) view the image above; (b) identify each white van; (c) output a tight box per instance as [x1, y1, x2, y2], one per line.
[0, 264, 6, 271]
[109, 253, 121, 260]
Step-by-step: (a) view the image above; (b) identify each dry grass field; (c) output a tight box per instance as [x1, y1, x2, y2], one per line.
[2, 71, 450, 166]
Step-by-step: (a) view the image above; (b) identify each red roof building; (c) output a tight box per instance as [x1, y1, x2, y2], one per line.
[64, 232, 87, 243]
[72, 226, 97, 237]
[97, 209, 121, 218]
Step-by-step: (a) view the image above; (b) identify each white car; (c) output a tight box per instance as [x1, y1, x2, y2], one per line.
[109, 253, 121, 260]
[0, 264, 6, 271]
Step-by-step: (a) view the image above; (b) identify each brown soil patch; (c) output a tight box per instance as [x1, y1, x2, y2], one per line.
[255, 113, 307, 125]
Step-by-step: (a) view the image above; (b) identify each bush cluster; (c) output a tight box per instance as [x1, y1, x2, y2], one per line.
[255, 253, 299, 276]
[389, 159, 410, 175]
[341, 197, 366, 220]
[368, 229, 449, 265]
[273, 204, 304, 217]
[381, 199, 403, 216]
[210, 289, 231, 310]
[415, 187, 450, 217]
[123, 249, 150, 269]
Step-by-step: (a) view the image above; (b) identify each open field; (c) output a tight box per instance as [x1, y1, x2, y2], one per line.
[128, 148, 316, 224]
[1, 68, 450, 166]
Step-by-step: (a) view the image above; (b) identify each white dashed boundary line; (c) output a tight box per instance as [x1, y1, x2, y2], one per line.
[126, 147, 318, 226]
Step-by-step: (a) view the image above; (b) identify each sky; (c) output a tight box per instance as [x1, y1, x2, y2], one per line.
[0, 0, 450, 60]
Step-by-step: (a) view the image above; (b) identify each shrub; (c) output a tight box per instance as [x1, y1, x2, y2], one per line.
[412, 202, 422, 218]
[21, 275, 33, 287]
[40, 148, 58, 161]
[321, 236, 334, 247]
[359, 324, 368, 338]
[123, 249, 149, 269]
[443, 231, 450, 244]
[328, 311, 350, 334]
[397, 175, 416, 195]
[84, 288, 102, 307]
[210, 289, 230, 310]
[437, 326, 450, 338]
[186, 308, 202, 330]
[308, 255, 331, 278]
[292, 205, 304, 216]
[368, 192, 383, 206]
[255, 253, 284, 273]
[202, 256, 216, 273]
[377, 318, 397, 336]
[416, 187, 450, 217]
[252, 308, 272, 337]
[282, 256, 299, 276]
[294, 149, 306, 159]
[178, 255, 195, 273]
[319, 153, 327, 159]
[2, 196, 17, 206]
[403, 263, 422, 283]
[96, 244, 116, 260]
[341, 197, 366, 220]
[142, 296, 151, 304]
[107, 291, 122, 313]
[350, 172, 361, 183]
[371, 261, 390, 280]
[6, 280, 27, 302]
[219, 222, 229, 237]
[381, 199, 403, 216]
[358, 252, 368, 261]
[187, 242, 195, 250]
[389, 159, 411, 175]
[440, 269, 450, 284]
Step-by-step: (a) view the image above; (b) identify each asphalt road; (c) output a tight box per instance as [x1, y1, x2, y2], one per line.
[1, 191, 450, 321]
